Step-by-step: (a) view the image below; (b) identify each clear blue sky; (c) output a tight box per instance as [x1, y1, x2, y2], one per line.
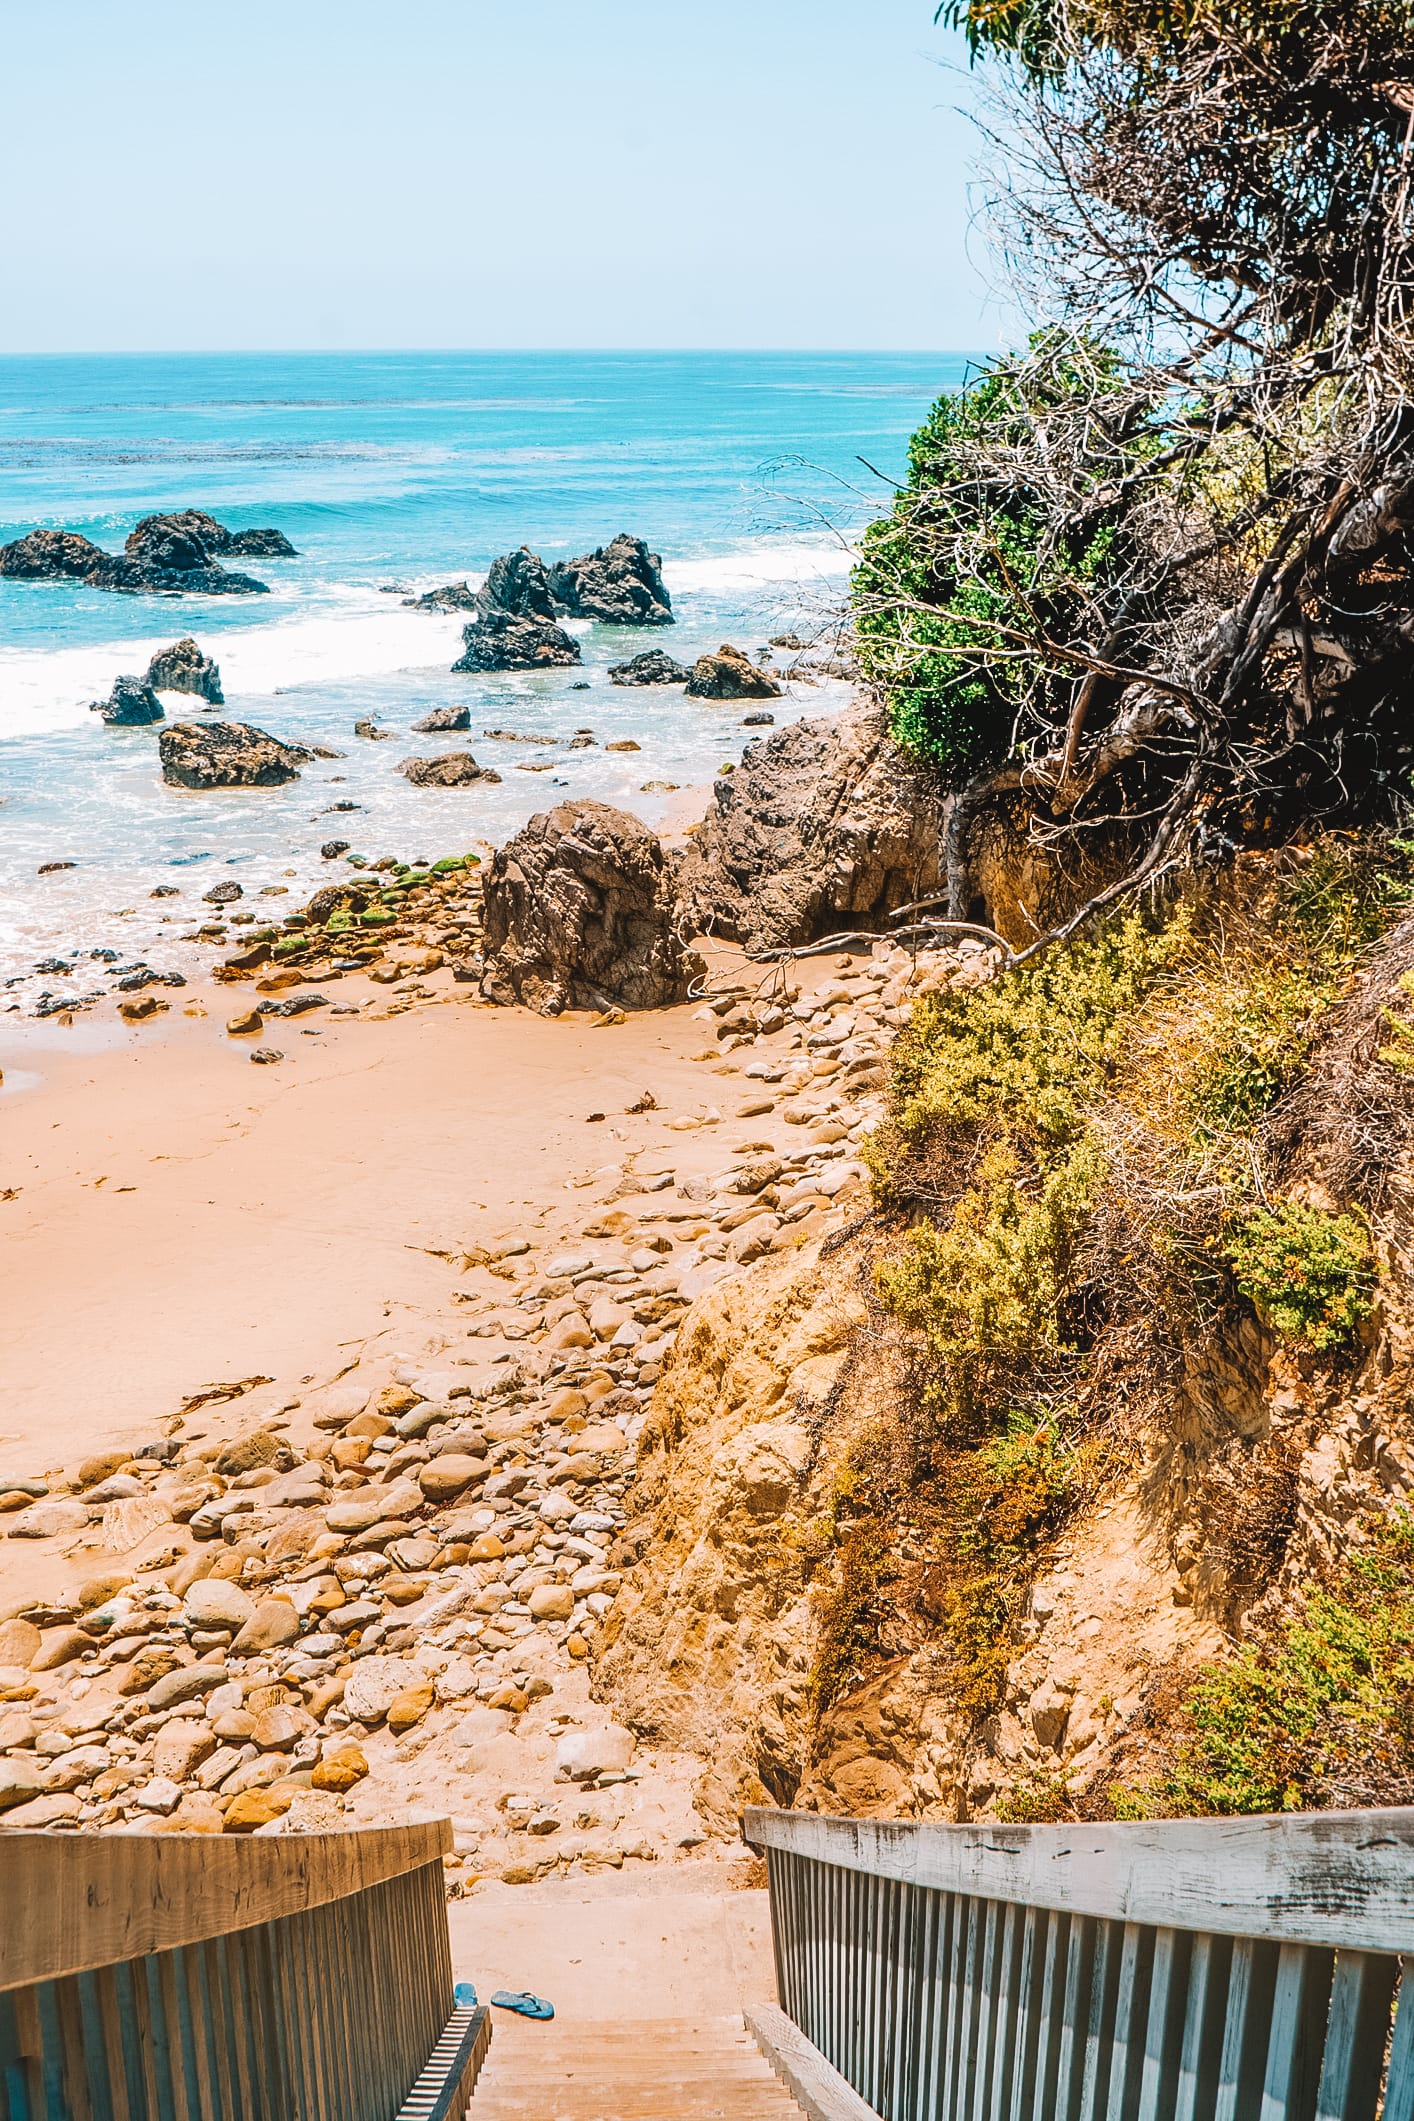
[0, 0, 1002, 353]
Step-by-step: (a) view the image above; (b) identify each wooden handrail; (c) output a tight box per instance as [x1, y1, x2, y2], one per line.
[745, 1807, 1414, 2121]
[0, 1820, 452, 1991]
[0, 1820, 486, 2121]
[744, 1804, 1414, 1952]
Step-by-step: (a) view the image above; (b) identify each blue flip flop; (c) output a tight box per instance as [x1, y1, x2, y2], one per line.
[491, 1990, 555, 2020]
[453, 1982, 479, 2010]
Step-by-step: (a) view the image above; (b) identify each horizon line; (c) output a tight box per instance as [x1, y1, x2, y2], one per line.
[0, 345, 992, 362]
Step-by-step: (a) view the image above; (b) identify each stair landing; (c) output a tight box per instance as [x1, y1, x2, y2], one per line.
[469, 2013, 804, 2121]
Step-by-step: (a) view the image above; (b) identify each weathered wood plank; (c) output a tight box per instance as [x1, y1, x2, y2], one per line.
[0, 1825, 451, 1993]
[743, 1808, 1414, 1953]
[745, 2004, 883, 2121]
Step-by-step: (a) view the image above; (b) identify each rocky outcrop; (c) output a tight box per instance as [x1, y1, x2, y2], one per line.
[453, 610, 581, 673]
[397, 753, 501, 787]
[684, 645, 781, 701]
[410, 704, 470, 733]
[547, 534, 673, 626]
[144, 637, 223, 704]
[159, 721, 312, 789]
[675, 700, 945, 951]
[480, 800, 693, 1014]
[126, 512, 297, 559]
[90, 675, 164, 727]
[609, 650, 692, 687]
[449, 546, 583, 672]
[0, 526, 267, 597]
[403, 582, 479, 613]
[480, 547, 560, 621]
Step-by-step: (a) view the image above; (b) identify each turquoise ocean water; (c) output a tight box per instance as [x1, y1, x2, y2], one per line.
[0, 350, 964, 991]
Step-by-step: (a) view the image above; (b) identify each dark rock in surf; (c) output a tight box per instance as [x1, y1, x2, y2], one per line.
[144, 637, 223, 704]
[0, 525, 268, 597]
[403, 582, 480, 613]
[608, 649, 692, 687]
[90, 675, 165, 727]
[126, 512, 297, 560]
[547, 534, 673, 626]
[159, 721, 312, 789]
[479, 547, 560, 621]
[452, 609, 580, 674]
[411, 704, 471, 733]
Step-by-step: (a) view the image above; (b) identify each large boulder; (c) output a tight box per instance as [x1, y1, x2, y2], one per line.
[159, 721, 312, 789]
[609, 649, 691, 687]
[547, 534, 673, 626]
[675, 699, 945, 952]
[90, 674, 164, 726]
[684, 645, 781, 701]
[126, 512, 296, 559]
[481, 800, 693, 1013]
[397, 752, 501, 787]
[452, 609, 580, 673]
[145, 637, 223, 703]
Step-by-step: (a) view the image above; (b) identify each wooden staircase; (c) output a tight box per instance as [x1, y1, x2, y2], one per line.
[468, 2014, 806, 2121]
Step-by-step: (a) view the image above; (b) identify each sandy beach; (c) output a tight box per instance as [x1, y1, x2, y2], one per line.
[1, 965, 753, 1478]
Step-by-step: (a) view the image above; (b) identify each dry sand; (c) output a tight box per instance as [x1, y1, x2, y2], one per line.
[0, 977, 753, 1473]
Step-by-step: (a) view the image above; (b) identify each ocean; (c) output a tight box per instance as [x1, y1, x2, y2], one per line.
[0, 350, 965, 997]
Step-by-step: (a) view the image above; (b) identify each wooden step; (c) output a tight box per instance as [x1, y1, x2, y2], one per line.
[470, 2014, 806, 2121]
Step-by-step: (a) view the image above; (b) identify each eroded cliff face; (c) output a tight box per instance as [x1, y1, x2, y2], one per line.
[595, 1242, 870, 1824]
[593, 889, 1414, 1826]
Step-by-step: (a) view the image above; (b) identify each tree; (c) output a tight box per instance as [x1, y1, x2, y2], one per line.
[855, 0, 1414, 948]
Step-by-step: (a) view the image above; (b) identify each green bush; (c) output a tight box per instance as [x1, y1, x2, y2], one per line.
[852, 334, 1144, 784]
[1132, 1514, 1414, 1815]
[1224, 1200, 1374, 1351]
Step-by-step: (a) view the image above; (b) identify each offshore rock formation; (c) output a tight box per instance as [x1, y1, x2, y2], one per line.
[452, 610, 581, 674]
[451, 546, 582, 673]
[159, 721, 312, 789]
[609, 650, 692, 687]
[675, 699, 945, 952]
[684, 645, 781, 701]
[126, 512, 297, 560]
[90, 675, 165, 727]
[144, 638, 223, 704]
[480, 800, 692, 1014]
[547, 534, 673, 627]
[0, 525, 268, 597]
[480, 547, 561, 621]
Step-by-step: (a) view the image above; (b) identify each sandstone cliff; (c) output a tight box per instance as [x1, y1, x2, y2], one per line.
[596, 845, 1414, 1827]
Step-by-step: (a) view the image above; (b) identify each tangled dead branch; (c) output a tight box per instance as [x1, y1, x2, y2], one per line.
[854, 1, 1414, 956]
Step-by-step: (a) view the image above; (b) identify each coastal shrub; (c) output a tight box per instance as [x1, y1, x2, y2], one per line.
[1224, 1200, 1374, 1352]
[877, 1141, 1104, 1427]
[852, 333, 1145, 783]
[1124, 1514, 1414, 1815]
[875, 909, 1190, 1188]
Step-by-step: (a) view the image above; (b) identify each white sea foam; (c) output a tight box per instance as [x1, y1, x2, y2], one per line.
[0, 539, 847, 742]
[0, 599, 467, 740]
[663, 541, 854, 594]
